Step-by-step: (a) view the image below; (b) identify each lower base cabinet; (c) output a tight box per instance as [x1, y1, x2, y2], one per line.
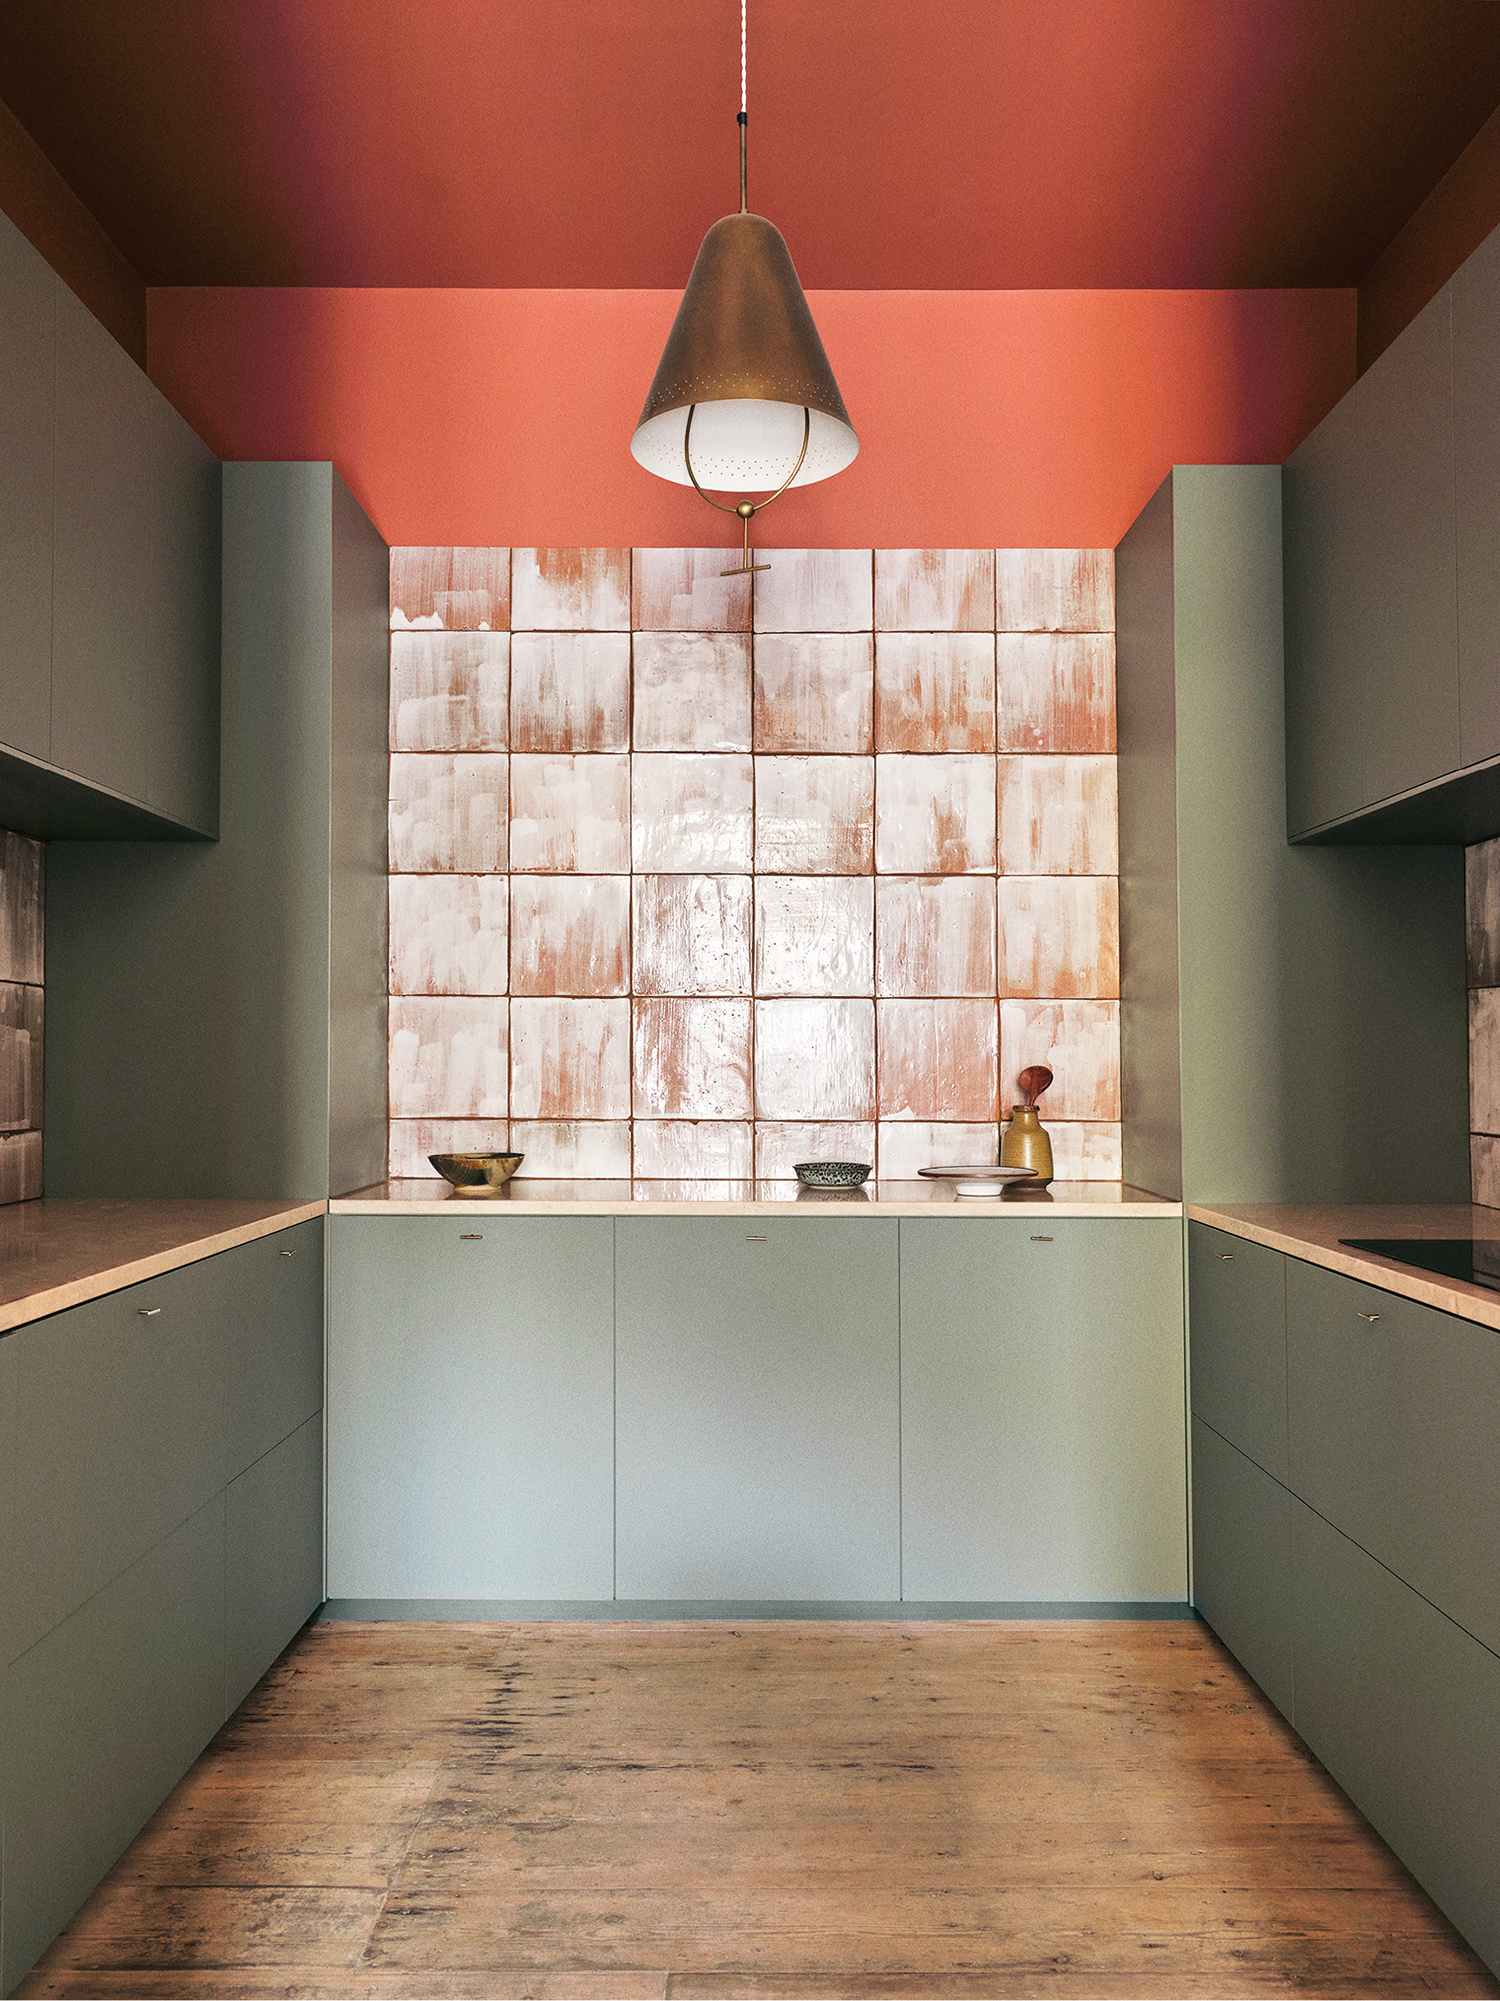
[226, 1415, 325, 1712]
[1189, 1417, 1293, 1719]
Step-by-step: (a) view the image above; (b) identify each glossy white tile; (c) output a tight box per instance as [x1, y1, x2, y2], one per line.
[753, 550, 873, 632]
[512, 547, 630, 630]
[389, 754, 508, 873]
[754, 999, 876, 1119]
[633, 632, 753, 751]
[633, 875, 753, 995]
[509, 997, 632, 1119]
[389, 875, 509, 996]
[389, 997, 508, 1118]
[390, 632, 509, 751]
[632, 755, 755, 872]
[754, 876, 874, 996]
[510, 877, 630, 996]
[509, 632, 631, 752]
[509, 754, 631, 873]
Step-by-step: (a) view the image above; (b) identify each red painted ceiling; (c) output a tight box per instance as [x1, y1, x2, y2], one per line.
[1, 0, 1498, 291]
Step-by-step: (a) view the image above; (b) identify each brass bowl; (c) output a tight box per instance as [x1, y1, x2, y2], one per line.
[429, 1151, 524, 1194]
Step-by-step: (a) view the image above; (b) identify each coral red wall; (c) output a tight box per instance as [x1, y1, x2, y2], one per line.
[148, 285, 1355, 550]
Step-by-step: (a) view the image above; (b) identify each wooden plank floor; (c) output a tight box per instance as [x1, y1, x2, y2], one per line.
[19, 1619, 1500, 2000]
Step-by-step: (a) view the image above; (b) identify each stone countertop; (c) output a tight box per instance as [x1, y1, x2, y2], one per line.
[332, 1179, 1182, 1218]
[1189, 1202, 1500, 1333]
[0, 1197, 327, 1335]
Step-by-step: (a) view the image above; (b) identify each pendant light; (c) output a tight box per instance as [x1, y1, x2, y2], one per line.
[630, 0, 859, 575]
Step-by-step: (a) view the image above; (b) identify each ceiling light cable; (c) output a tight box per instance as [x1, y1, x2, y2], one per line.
[738, 0, 748, 212]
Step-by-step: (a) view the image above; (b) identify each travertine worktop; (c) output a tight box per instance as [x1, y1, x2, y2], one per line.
[333, 1179, 1182, 1218]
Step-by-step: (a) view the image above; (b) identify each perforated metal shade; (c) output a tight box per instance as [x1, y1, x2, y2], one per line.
[631, 211, 859, 491]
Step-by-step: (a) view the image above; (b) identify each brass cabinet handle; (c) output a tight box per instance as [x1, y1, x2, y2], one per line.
[1217, 1253, 1235, 1261]
[459, 1234, 483, 1241]
[1357, 1311, 1381, 1322]
[280, 1249, 296, 1257]
[1031, 1235, 1053, 1242]
[746, 1234, 768, 1242]
[138, 1307, 162, 1318]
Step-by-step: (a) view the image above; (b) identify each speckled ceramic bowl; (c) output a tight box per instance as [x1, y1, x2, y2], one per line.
[429, 1151, 524, 1194]
[793, 1160, 871, 1189]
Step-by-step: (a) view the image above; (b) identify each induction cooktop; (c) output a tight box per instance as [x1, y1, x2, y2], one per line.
[1339, 1237, 1500, 1292]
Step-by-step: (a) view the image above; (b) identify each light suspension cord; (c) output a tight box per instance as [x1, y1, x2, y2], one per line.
[738, 0, 747, 211]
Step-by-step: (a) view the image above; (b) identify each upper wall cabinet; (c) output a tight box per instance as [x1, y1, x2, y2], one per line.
[0, 209, 220, 842]
[1454, 225, 1500, 772]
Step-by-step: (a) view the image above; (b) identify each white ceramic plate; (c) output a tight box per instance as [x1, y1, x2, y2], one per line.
[917, 1165, 1036, 1182]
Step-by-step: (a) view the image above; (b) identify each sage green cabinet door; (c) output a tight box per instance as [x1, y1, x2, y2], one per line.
[146, 395, 221, 835]
[1291, 1496, 1500, 1976]
[0, 1334, 15, 1669]
[226, 1414, 323, 1713]
[327, 1217, 614, 1598]
[1187, 1223, 1287, 1481]
[615, 1219, 900, 1600]
[901, 1220, 1187, 1601]
[10, 1258, 228, 1656]
[2, 1496, 226, 1996]
[0, 214, 55, 762]
[1287, 1259, 1500, 1655]
[220, 1217, 325, 1483]
[1454, 222, 1500, 769]
[1190, 1417, 1293, 1719]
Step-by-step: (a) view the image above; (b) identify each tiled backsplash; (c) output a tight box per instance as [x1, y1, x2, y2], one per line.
[388, 547, 1120, 1182]
[0, 831, 44, 1203]
[1468, 838, 1500, 1204]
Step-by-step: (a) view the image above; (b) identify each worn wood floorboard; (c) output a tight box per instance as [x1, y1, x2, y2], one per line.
[18, 1621, 1499, 2001]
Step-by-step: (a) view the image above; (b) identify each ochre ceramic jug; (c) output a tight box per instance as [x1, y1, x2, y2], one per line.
[1001, 1104, 1054, 1186]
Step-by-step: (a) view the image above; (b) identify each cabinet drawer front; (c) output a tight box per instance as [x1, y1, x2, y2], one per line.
[226, 1412, 323, 1712]
[1190, 1417, 1293, 1719]
[1287, 1258, 1500, 1654]
[1188, 1223, 1287, 1480]
[219, 1217, 325, 1480]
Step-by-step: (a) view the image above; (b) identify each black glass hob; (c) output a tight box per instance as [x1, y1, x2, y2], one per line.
[1340, 1237, 1500, 1292]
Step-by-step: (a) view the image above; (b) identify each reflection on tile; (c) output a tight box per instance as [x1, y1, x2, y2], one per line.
[389, 876, 509, 995]
[1471, 989, 1500, 1135]
[633, 1120, 754, 1178]
[753, 550, 873, 632]
[633, 999, 752, 1117]
[996, 634, 1117, 753]
[390, 632, 509, 752]
[633, 875, 752, 996]
[512, 548, 630, 630]
[754, 877, 874, 996]
[0, 1128, 42, 1203]
[509, 754, 630, 873]
[1040, 1119, 1124, 1180]
[633, 633, 752, 751]
[876, 999, 998, 1120]
[0, 832, 43, 985]
[875, 756, 996, 874]
[510, 997, 631, 1118]
[995, 549, 1114, 632]
[632, 755, 754, 872]
[633, 548, 753, 631]
[509, 633, 631, 751]
[390, 997, 508, 1118]
[508, 1120, 633, 1177]
[388, 1118, 511, 1180]
[753, 634, 874, 752]
[1472, 1132, 1500, 1209]
[996, 877, 1120, 999]
[754, 1121, 876, 1179]
[875, 878, 995, 996]
[876, 1121, 999, 1179]
[511, 877, 630, 996]
[874, 549, 994, 633]
[996, 755, 1118, 875]
[754, 999, 876, 1119]
[999, 1000, 1120, 1119]
[390, 547, 510, 631]
[389, 754, 508, 873]
[0, 982, 43, 1132]
[755, 758, 874, 874]
[1467, 836, 1500, 987]
[874, 634, 995, 753]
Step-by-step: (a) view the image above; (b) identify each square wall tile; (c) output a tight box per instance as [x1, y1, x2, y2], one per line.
[510, 754, 630, 873]
[0, 982, 43, 1133]
[632, 755, 754, 872]
[997, 756, 1118, 875]
[876, 999, 998, 1120]
[390, 998, 508, 1118]
[1471, 988, 1500, 1134]
[633, 999, 752, 1117]
[633, 548, 753, 631]
[996, 634, 1116, 753]
[995, 549, 1114, 632]
[999, 1000, 1120, 1120]
[0, 831, 43, 985]
[1472, 1132, 1500, 1209]
[389, 1118, 511, 1180]
[874, 634, 995, 753]
[510, 997, 631, 1118]
[874, 550, 994, 632]
[876, 1121, 999, 1179]
[996, 877, 1119, 999]
[1041, 1120, 1124, 1181]
[389, 754, 508, 873]
[390, 632, 509, 752]
[509, 633, 630, 752]
[875, 878, 995, 997]
[511, 877, 630, 996]
[754, 877, 874, 996]
[753, 550, 873, 632]
[753, 634, 874, 752]
[755, 758, 874, 874]
[875, 756, 996, 874]
[754, 1121, 876, 1180]
[633, 1120, 754, 1178]
[390, 548, 509, 631]
[390, 876, 509, 996]
[755, 999, 876, 1119]
[512, 548, 630, 630]
[633, 632, 752, 751]
[1467, 838, 1500, 987]
[509, 1120, 632, 1177]
[633, 875, 752, 995]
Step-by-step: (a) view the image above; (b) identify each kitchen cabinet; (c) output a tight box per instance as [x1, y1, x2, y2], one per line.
[1189, 1416, 1293, 1719]
[327, 1215, 615, 1599]
[222, 1217, 325, 1478]
[900, 1218, 1186, 1601]
[1454, 222, 1500, 769]
[226, 1414, 324, 1712]
[0, 1339, 14, 1670]
[145, 391, 222, 834]
[0, 217, 55, 764]
[614, 1218, 900, 1600]
[1187, 1221, 1287, 1480]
